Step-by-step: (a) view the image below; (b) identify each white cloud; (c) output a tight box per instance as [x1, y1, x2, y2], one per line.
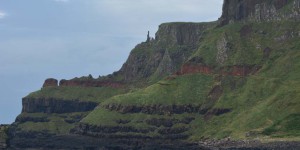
[0, 11, 6, 19]
[54, 0, 69, 2]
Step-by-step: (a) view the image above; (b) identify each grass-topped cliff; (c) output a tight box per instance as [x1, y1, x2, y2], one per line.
[8, 0, 300, 149]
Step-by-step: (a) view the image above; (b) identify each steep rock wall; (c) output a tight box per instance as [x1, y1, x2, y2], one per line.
[219, 0, 300, 25]
[155, 23, 213, 46]
[22, 98, 97, 113]
[118, 22, 214, 82]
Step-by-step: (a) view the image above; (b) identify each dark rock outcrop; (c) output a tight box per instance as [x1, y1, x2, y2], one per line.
[219, 0, 300, 25]
[42, 78, 58, 88]
[59, 79, 123, 88]
[22, 98, 97, 113]
[104, 104, 203, 115]
[118, 22, 215, 82]
[15, 115, 49, 123]
[199, 138, 300, 150]
[145, 117, 195, 127]
[155, 22, 213, 46]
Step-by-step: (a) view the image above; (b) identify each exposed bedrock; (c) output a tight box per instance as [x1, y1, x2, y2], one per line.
[103, 104, 231, 117]
[219, 0, 300, 25]
[59, 79, 123, 88]
[42, 78, 58, 88]
[145, 117, 195, 127]
[155, 23, 213, 46]
[118, 22, 214, 82]
[104, 104, 203, 115]
[71, 123, 190, 141]
[9, 133, 200, 150]
[71, 123, 156, 135]
[15, 115, 49, 123]
[22, 98, 98, 113]
[177, 64, 261, 76]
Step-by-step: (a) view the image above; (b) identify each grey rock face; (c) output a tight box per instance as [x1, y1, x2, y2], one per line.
[220, 0, 300, 25]
[216, 34, 230, 65]
[154, 49, 175, 77]
[119, 22, 214, 82]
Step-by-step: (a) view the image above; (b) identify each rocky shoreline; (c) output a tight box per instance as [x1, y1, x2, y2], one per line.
[6, 132, 300, 150]
[198, 138, 300, 150]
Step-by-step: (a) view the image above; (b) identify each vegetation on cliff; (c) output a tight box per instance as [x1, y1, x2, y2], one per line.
[8, 0, 300, 149]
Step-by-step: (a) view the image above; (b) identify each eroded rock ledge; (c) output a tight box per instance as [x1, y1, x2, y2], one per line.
[42, 78, 124, 88]
[22, 98, 97, 113]
[103, 104, 231, 116]
[59, 79, 123, 88]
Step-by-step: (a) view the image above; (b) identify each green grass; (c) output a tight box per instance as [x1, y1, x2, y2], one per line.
[17, 112, 90, 134]
[102, 74, 214, 106]
[263, 114, 300, 137]
[82, 21, 300, 141]
[26, 86, 126, 103]
[16, 20, 300, 142]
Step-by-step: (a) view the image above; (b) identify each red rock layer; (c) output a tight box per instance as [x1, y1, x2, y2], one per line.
[176, 64, 213, 75]
[177, 64, 260, 76]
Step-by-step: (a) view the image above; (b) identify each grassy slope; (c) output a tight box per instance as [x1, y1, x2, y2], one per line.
[101, 74, 214, 106]
[82, 21, 300, 141]
[26, 86, 126, 103]
[16, 112, 90, 134]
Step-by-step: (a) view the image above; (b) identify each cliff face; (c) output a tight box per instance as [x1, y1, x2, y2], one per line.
[22, 98, 97, 113]
[8, 0, 300, 149]
[119, 22, 215, 82]
[155, 23, 212, 46]
[219, 0, 300, 25]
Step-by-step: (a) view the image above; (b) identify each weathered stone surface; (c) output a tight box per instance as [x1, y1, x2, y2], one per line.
[42, 78, 58, 88]
[59, 79, 123, 88]
[103, 104, 203, 115]
[22, 98, 98, 113]
[154, 49, 175, 77]
[15, 115, 49, 123]
[155, 23, 213, 46]
[199, 138, 300, 150]
[219, 0, 300, 25]
[118, 22, 214, 82]
[216, 34, 230, 65]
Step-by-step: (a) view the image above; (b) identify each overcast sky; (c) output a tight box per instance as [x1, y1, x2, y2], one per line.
[0, 0, 223, 124]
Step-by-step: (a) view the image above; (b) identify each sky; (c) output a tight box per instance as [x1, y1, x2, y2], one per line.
[0, 0, 223, 124]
